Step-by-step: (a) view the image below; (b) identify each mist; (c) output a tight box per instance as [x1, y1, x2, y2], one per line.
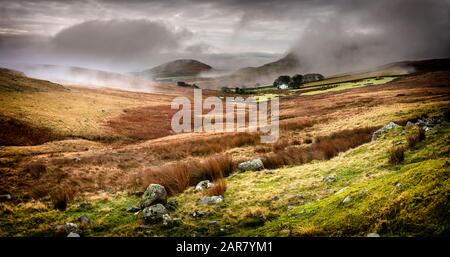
[0, 0, 449, 86]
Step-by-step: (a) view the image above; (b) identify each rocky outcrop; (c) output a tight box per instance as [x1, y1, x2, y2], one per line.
[372, 122, 401, 141]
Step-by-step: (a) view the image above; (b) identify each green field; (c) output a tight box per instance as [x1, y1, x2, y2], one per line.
[301, 77, 396, 95]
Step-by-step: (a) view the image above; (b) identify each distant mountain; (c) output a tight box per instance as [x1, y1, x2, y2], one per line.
[231, 53, 301, 80]
[133, 59, 213, 79]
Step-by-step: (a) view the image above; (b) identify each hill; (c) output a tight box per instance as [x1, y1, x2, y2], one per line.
[0, 64, 157, 92]
[232, 53, 300, 80]
[0, 68, 66, 93]
[133, 59, 213, 79]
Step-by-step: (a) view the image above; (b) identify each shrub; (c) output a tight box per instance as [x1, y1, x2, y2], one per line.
[49, 185, 75, 211]
[23, 162, 47, 179]
[406, 127, 426, 148]
[389, 146, 405, 164]
[204, 179, 227, 196]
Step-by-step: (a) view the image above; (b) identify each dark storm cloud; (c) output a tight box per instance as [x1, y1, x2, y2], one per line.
[52, 19, 192, 60]
[0, 0, 449, 75]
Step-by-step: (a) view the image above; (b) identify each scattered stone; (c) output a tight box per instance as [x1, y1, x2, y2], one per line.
[142, 204, 169, 224]
[162, 214, 181, 227]
[140, 184, 167, 209]
[367, 233, 380, 237]
[287, 205, 295, 211]
[335, 186, 349, 195]
[296, 194, 305, 199]
[405, 121, 415, 127]
[192, 210, 207, 218]
[238, 159, 264, 172]
[127, 205, 140, 213]
[64, 223, 82, 234]
[195, 180, 214, 192]
[75, 215, 90, 225]
[198, 196, 224, 205]
[73, 157, 81, 162]
[208, 221, 220, 226]
[0, 194, 12, 201]
[342, 196, 352, 203]
[67, 232, 80, 237]
[371, 121, 401, 141]
[323, 175, 337, 182]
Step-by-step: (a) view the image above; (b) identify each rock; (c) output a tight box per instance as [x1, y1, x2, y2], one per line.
[127, 205, 140, 213]
[67, 232, 80, 237]
[195, 180, 214, 192]
[192, 210, 207, 218]
[367, 233, 380, 237]
[142, 204, 169, 224]
[208, 221, 220, 226]
[323, 175, 337, 182]
[73, 157, 81, 162]
[371, 122, 401, 141]
[75, 215, 90, 225]
[342, 196, 351, 203]
[296, 194, 305, 199]
[0, 194, 12, 201]
[287, 205, 295, 211]
[198, 196, 224, 205]
[405, 121, 415, 127]
[238, 159, 264, 172]
[64, 222, 82, 234]
[162, 214, 180, 227]
[140, 184, 167, 209]
[335, 186, 349, 195]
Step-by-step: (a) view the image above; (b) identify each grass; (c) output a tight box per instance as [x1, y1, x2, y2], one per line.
[301, 77, 396, 95]
[2, 120, 447, 237]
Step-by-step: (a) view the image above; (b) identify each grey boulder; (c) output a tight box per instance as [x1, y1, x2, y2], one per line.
[195, 180, 214, 192]
[142, 204, 169, 224]
[140, 184, 167, 209]
[198, 196, 224, 205]
[238, 159, 264, 172]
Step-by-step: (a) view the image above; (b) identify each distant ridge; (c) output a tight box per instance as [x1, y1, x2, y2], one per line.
[133, 59, 213, 79]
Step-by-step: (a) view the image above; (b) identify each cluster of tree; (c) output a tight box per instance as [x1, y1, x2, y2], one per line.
[177, 81, 199, 88]
[273, 73, 324, 89]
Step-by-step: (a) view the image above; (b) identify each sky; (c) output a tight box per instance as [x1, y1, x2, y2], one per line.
[0, 0, 449, 75]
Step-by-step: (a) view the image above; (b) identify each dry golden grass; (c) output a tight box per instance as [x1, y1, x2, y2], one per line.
[204, 179, 227, 196]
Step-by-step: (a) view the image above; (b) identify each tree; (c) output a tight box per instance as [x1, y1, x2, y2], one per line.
[273, 75, 291, 87]
[290, 74, 303, 89]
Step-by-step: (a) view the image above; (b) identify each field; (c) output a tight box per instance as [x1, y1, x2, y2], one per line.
[0, 68, 449, 237]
